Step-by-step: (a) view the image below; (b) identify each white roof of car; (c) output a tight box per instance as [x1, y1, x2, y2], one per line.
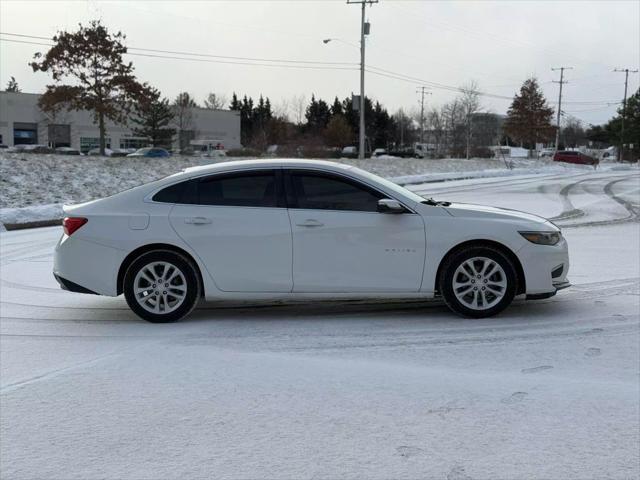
[183, 159, 355, 176]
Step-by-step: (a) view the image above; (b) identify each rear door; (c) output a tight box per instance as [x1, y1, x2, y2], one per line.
[168, 169, 293, 292]
[285, 169, 426, 293]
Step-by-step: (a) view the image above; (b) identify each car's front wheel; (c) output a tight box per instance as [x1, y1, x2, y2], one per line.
[124, 250, 200, 323]
[440, 246, 518, 318]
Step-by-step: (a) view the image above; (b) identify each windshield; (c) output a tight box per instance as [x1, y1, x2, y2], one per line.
[349, 166, 426, 204]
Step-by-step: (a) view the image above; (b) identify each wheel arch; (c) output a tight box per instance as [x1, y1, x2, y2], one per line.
[435, 239, 526, 295]
[117, 243, 205, 296]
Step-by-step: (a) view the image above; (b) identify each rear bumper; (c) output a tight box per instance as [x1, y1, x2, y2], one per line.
[54, 234, 121, 296]
[53, 273, 98, 295]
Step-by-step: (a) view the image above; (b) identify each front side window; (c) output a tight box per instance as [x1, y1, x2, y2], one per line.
[197, 171, 277, 207]
[291, 172, 383, 212]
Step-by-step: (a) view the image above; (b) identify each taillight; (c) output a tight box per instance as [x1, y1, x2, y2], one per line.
[63, 217, 88, 236]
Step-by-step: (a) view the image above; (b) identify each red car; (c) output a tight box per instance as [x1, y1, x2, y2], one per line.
[553, 150, 599, 167]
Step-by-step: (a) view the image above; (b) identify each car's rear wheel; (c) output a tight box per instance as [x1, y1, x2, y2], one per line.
[124, 250, 200, 323]
[440, 246, 517, 318]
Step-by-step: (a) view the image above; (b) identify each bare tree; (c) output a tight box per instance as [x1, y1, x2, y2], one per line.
[172, 92, 197, 152]
[426, 107, 445, 156]
[5, 76, 20, 92]
[561, 115, 586, 148]
[272, 98, 291, 122]
[392, 108, 415, 148]
[203, 92, 227, 110]
[441, 99, 465, 157]
[460, 81, 482, 159]
[291, 94, 307, 126]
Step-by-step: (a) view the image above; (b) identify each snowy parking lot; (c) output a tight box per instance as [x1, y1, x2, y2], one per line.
[1, 168, 639, 479]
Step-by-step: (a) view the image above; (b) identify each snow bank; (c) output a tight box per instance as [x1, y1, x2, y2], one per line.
[1, 152, 637, 225]
[0, 203, 64, 225]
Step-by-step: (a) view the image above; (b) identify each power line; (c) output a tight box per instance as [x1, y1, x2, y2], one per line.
[0, 31, 626, 108]
[0, 32, 358, 66]
[0, 37, 359, 72]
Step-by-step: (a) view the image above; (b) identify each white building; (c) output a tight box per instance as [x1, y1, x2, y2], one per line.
[0, 91, 241, 152]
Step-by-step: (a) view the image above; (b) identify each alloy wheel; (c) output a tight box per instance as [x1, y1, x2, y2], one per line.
[452, 256, 508, 311]
[133, 261, 187, 314]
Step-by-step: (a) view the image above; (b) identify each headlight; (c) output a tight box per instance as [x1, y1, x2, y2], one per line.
[519, 231, 561, 245]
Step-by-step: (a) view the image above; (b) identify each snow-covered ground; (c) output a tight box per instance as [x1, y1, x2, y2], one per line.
[1, 169, 638, 479]
[3, 151, 634, 225]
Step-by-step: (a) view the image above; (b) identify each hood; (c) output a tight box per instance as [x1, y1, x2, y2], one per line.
[444, 202, 556, 229]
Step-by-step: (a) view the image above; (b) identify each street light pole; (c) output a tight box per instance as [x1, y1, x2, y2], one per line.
[348, 0, 378, 159]
[359, 1, 366, 160]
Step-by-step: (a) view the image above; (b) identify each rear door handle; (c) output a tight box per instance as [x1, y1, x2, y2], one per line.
[185, 216, 212, 225]
[296, 219, 324, 228]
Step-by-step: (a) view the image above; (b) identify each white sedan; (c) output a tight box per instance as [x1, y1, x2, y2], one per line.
[54, 159, 570, 322]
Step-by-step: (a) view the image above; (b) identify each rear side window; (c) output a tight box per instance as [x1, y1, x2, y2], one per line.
[197, 171, 277, 207]
[152, 181, 188, 203]
[291, 172, 383, 212]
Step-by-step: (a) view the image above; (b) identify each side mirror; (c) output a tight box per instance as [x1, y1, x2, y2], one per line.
[377, 198, 405, 214]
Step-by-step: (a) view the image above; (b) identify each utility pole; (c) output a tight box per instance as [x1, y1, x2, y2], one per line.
[347, 0, 378, 159]
[552, 66, 572, 152]
[417, 86, 431, 144]
[614, 68, 639, 161]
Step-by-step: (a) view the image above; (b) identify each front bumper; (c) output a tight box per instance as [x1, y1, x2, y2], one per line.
[517, 235, 570, 297]
[526, 279, 571, 300]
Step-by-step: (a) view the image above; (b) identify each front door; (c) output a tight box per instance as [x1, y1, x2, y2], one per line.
[286, 170, 426, 293]
[169, 169, 293, 292]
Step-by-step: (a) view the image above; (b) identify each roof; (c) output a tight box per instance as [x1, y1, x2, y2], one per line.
[183, 158, 354, 175]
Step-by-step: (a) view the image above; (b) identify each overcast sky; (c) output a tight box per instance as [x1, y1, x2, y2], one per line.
[1, 0, 638, 125]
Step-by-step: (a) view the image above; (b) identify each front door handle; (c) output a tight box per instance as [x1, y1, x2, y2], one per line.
[296, 219, 324, 228]
[185, 216, 212, 225]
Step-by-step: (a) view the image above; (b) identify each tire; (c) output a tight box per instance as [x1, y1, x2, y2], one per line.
[123, 250, 200, 323]
[440, 246, 518, 318]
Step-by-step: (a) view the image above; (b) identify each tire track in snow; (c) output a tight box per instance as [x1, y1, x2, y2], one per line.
[552, 174, 640, 228]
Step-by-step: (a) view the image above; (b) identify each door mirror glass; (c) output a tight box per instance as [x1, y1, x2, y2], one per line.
[377, 198, 405, 214]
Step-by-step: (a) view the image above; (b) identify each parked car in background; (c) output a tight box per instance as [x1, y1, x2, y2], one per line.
[127, 147, 171, 158]
[372, 148, 387, 157]
[55, 147, 82, 155]
[341, 146, 371, 158]
[54, 159, 570, 323]
[87, 148, 114, 157]
[539, 148, 555, 158]
[0, 144, 8, 149]
[8, 144, 54, 153]
[553, 150, 598, 167]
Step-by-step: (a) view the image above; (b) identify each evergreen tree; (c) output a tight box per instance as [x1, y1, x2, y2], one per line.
[229, 92, 241, 111]
[324, 115, 353, 147]
[5, 76, 20, 92]
[239, 95, 255, 145]
[330, 97, 343, 116]
[341, 96, 375, 147]
[305, 95, 331, 133]
[131, 87, 175, 149]
[503, 77, 555, 148]
[370, 101, 395, 149]
[30, 20, 147, 155]
[605, 87, 640, 160]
